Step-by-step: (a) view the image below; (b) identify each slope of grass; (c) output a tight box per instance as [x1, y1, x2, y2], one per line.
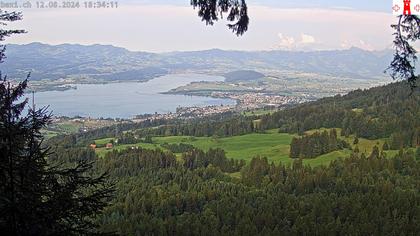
[96, 129, 294, 163]
[96, 143, 161, 157]
[95, 129, 354, 166]
[95, 128, 400, 167]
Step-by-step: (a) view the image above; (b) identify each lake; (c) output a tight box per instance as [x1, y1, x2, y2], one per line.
[32, 74, 234, 118]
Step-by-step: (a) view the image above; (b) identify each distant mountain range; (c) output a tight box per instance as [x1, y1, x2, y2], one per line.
[0, 42, 395, 81]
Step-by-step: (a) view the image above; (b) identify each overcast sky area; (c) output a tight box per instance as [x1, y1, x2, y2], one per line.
[5, 0, 396, 52]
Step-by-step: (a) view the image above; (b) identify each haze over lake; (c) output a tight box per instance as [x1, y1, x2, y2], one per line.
[32, 74, 235, 118]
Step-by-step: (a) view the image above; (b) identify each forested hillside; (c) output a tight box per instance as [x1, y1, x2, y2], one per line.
[44, 80, 420, 235]
[51, 145, 420, 235]
[260, 81, 420, 148]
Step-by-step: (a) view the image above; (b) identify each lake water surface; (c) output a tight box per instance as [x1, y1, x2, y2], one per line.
[33, 74, 234, 118]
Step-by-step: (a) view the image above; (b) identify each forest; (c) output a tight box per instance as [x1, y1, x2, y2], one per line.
[50, 144, 420, 235]
[1, 1, 420, 235]
[289, 129, 350, 159]
[260, 81, 420, 148]
[43, 81, 420, 235]
[1, 65, 420, 235]
[43, 62, 420, 233]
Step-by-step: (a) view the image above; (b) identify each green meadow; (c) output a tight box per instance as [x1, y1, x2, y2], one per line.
[95, 128, 401, 167]
[96, 129, 294, 163]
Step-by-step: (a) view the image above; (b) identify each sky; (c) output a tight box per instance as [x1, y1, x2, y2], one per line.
[4, 0, 396, 52]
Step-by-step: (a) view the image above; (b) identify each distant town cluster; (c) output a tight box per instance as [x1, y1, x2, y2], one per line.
[211, 92, 310, 109]
[132, 105, 235, 123]
[48, 92, 312, 134]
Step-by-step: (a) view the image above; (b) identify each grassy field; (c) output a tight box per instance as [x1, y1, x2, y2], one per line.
[96, 129, 294, 163]
[95, 128, 402, 167]
[95, 129, 351, 166]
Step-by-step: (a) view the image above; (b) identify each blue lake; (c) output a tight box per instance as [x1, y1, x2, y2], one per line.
[32, 74, 235, 118]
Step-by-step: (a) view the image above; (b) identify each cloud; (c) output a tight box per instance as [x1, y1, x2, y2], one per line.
[277, 33, 296, 49]
[276, 33, 316, 50]
[301, 33, 316, 44]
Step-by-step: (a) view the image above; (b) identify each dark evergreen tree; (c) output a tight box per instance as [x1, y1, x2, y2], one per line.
[289, 130, 348, 159]
[0, 78, 113, 235]
[382, 141, 390, 151]
[190, 0, 249, 36]
[387, 15, 420, 88]
[144, 135, 153, 144]
[0, 10, 113, 235]
[353, 137, 359, 145]
[0, 10, 25, 62]
[289, 137, 301, 159]
[369, 145, 380, 159]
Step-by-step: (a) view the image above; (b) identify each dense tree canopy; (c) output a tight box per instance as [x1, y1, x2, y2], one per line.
[0, 77, 113, 235]
[0, 9, 113, 235]
[0, 10, 25, 62]
[49, 145, 420, 235]
[387, 15, 420, 88]
[290, 129, 349, 159]
[190, 0, 249, 36]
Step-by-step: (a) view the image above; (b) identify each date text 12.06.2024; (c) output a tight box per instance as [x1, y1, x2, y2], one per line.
[35, 1, 119, 9]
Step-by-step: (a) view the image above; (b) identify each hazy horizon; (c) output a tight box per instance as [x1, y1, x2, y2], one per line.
[6, 41, 396, 54]
[4, 1, 396, 52]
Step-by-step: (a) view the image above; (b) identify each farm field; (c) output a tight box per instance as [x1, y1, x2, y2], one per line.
[98, 129, 346, 166]
[96, 129, 294, 163]
[95, 128, 402, 166]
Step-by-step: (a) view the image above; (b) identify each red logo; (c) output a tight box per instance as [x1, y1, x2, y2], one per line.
[393, 0, 420, 15]
[404, 0, 411, 15]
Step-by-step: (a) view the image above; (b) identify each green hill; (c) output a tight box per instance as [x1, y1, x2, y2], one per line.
[224, 70, 266, 82]
[49, 80, 420, 236]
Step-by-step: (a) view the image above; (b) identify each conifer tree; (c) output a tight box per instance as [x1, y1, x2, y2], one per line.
[353, 137, 359, 145]
[0, 77, 114, 235]
[0, 9, 113, 235]
[387, 15, 420, 88]
[369, 146, 380, 159]
[190, 0, 249, 36]
[382, 141, 390, 151]
[416, 147, 420, 160]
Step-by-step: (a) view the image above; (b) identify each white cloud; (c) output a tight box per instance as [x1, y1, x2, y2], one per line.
[276, 33, 316, 50]
[277, 33, 296, 49]
[301, 33, 316, 44]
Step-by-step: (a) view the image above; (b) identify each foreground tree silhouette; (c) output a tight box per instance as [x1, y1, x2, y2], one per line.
[0, 10, 113, 236]
[190, 0, 249, 36]
[387, 15, 420, 88]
